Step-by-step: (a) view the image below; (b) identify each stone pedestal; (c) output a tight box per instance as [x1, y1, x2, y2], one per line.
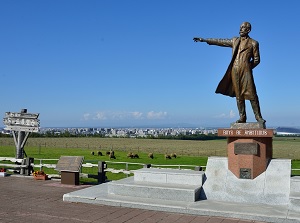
[61, 171, 80, 185]
[201, 157, 291, 205]
[218, 123, 273, 179]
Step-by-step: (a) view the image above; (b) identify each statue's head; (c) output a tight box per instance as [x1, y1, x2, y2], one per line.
[239, 22, 251, 37]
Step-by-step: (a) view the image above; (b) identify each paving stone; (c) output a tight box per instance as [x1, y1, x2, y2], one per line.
[0, 176, 273, 223]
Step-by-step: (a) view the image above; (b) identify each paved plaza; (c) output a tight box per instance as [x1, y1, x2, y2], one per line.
[0, 176, 269, 223]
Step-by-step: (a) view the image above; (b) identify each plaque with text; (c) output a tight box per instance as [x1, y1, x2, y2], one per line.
[55, 156, 84, 172]
[240, 168, 251, 179]
[218, 129, 273, 137]
[234, 142, 258, 155]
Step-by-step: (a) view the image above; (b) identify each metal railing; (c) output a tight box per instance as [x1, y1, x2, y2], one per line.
[0, 157, 204, 180]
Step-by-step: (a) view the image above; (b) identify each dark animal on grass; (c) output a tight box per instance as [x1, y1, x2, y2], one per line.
[97, 151, 103, 156]
[127, 152, 139, 158]
[91, 151, 95, 155]
[148, 153, 154, 159]
[109, 153, 116, 159]
[132, 153, 139, 158]
[110, 150, 115, 156]
[165, 154, 171, 159]
[106, 150, 114, 156]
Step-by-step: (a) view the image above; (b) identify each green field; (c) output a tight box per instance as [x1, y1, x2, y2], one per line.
[1, 137, 300, 182]
[0, 137, 228, 157]
[2, 136, 300, 158]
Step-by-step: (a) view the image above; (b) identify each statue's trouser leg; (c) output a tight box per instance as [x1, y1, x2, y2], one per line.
[250, 96, 266, 123]
[236, 99, 246, 123]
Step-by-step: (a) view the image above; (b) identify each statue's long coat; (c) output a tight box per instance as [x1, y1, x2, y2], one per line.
[206, 37, 260, 100]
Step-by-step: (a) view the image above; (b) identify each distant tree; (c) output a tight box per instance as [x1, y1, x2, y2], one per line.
[0, 133, 10, 138]
[61, 131, 72, 137]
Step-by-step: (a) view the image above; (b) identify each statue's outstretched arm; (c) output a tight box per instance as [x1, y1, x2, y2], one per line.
[193, 37, 232, 47]
[193, 37, 206, 42]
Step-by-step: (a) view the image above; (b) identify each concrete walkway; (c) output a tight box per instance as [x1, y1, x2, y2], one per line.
[64, 176, 300, 223]
[1, 175, 268, 223]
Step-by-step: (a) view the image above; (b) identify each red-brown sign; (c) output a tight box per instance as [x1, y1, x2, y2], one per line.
[218, 129, 274, 137]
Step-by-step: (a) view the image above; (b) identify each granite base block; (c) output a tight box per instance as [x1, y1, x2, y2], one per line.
[291, 176, 300, 193]
[108, 176, 202, 202]
[288, 177, 300, 211]
[202, 157, 291, 205]
[134, 168, 204, 186]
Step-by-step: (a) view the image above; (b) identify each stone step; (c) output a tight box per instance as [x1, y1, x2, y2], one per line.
[289, 177, 300, 211]
[289, 192, 300, 211]
[134, 168, 204, 186]
[108, 176, 202, 202]
[290, 176, 300, 193]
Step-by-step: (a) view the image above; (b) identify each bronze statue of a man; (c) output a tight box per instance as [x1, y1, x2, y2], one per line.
[194, 22, 265, 124]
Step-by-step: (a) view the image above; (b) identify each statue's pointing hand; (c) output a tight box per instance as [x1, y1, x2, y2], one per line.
[193, 37, 205, 42]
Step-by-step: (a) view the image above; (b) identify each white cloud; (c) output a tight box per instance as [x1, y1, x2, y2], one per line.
[130, 111, 143, 119]
[215, 113, 226, 118]
[83, 113, 90, 120]
[94, 112, 107, 120]
[111, 111, 143, 120]
[83, 110, 168, 122]
[147, 111, 168, 119]
[215, 110, 236, 119]
[111, 112, 125, 120]
[229, 110, 236, 118]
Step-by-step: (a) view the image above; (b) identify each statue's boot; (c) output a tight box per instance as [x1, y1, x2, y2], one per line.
[250, 97, 266, 124]
[236, 99, 246, 123]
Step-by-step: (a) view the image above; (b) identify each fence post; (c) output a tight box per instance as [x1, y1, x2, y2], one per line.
[195, 166, 203, 171]
[20, 157, 34, 175]
[98, 161, 106, 184]
[125, 162, 129, 177]
[40, 159, 43, 171]
[143, 164, 151, 168]
[20, 158, 26, 174]
[25, 157, 34, 175]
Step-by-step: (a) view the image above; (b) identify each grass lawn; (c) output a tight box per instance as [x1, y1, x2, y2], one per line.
[0, 145, 208, 183]
[1, 137, 300, 183]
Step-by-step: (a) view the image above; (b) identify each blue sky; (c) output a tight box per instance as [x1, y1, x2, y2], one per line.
[1, 1, 299, 128]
